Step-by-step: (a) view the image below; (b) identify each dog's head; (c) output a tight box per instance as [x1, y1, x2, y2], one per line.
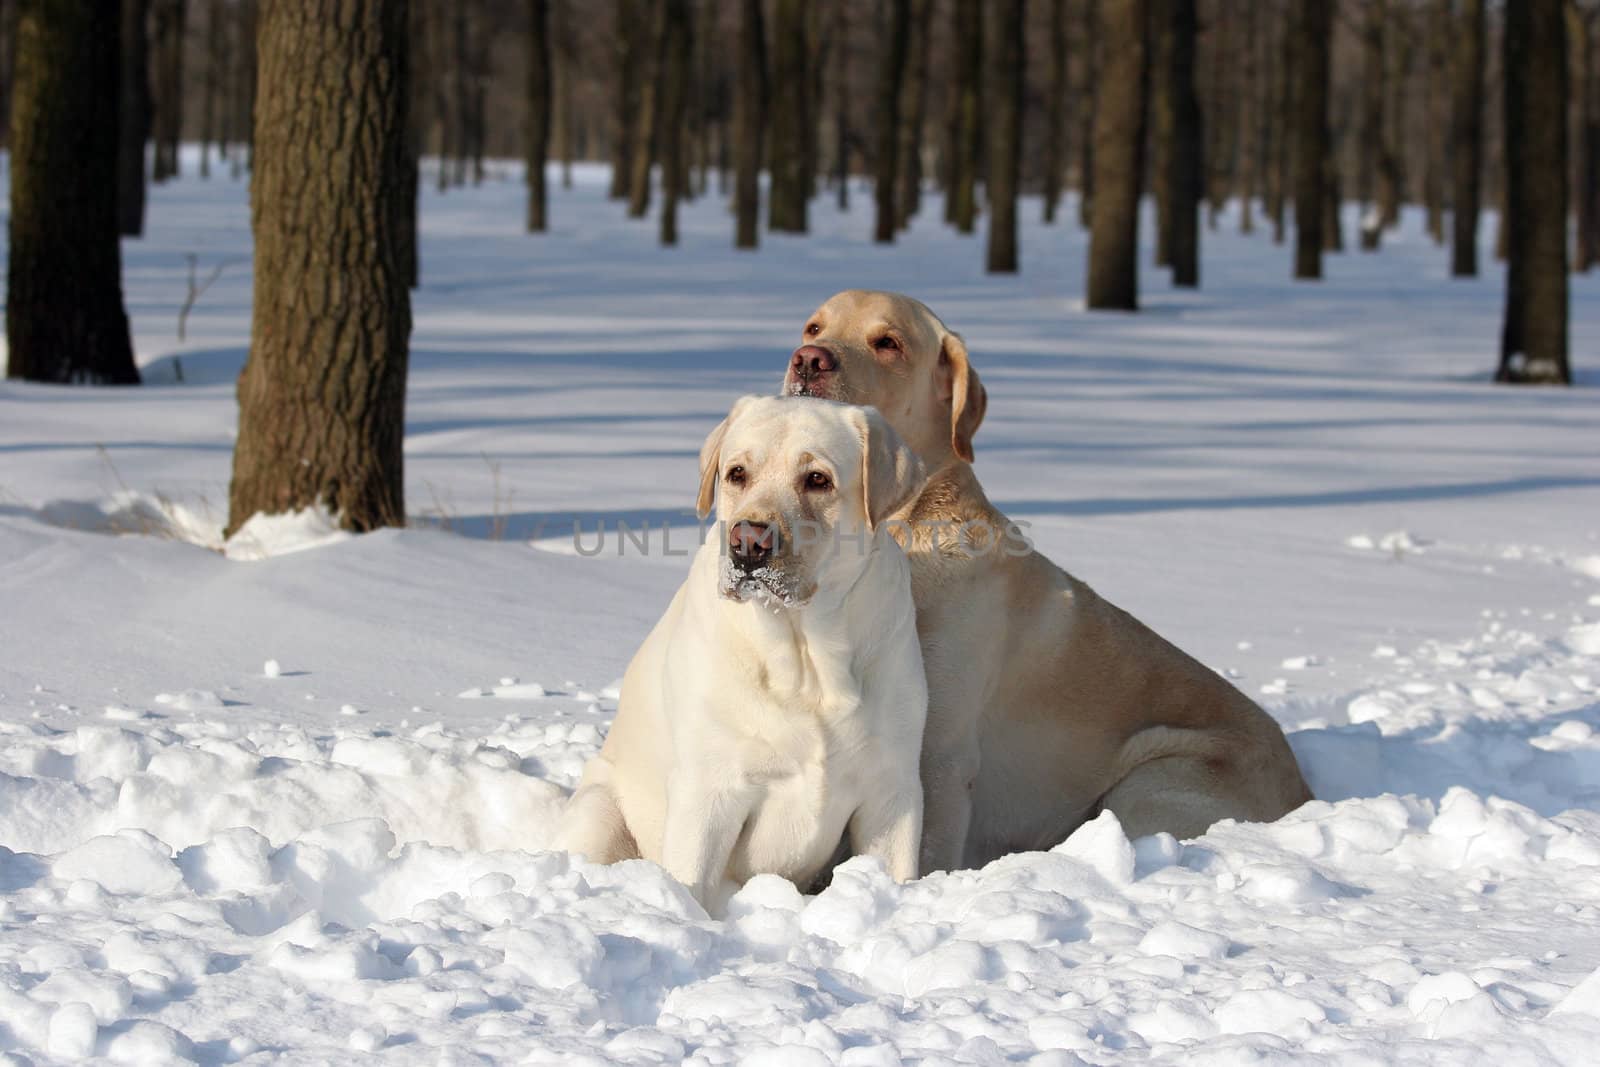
[782, 289, 987, 467]
[696, 395, 923, 608]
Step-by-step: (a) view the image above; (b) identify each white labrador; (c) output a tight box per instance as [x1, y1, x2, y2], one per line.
[557, 395, 928, 912]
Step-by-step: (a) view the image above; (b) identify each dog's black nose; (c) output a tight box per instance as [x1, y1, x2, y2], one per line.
[790, 345, 838, 380]
[729, 520, 775, 568]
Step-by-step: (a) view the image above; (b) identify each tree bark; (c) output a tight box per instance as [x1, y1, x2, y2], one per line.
[1293, 0, 1332, 280]
[228, 0, 412, 534]
[1497, 0, 1569, 384]
[873, 0, 911, 243]
[6, 0, 139, 384]
[768, 0, 810, 232]
[1451, 0, 1484, 276]
[733, 0, 766, 248]
[1086, 0, 1147, 309]
[1168, 0, 1200, 287]
[526, 0, 551, 232]
[986, 0, 1024, 271]
[117, 0, 149, 237]
[658, 0, 690, 245]
[1042, 0, 1068, 223]
[945, 0, 982, 232]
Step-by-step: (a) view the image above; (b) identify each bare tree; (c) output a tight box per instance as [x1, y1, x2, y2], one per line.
[874, 0, 911, 243]
[609, 0, 640, 199]
[894, 0, 933, 230]
[117, 0, 149, 237]
[733, 0, 766, 248]
[1451, 0, 1484, 276]
[526, 0, 551, 232]
[626, 0, 668, 218]
[1167, 0, 1200, 287]
[1086, 0, 1147, 309]
[228, 0, 412, 533]
[945, 0, 982, 232]
[986, 0, 1024, 271]
[1358, 0, 1386, 250]
[7, 0, 139, 384]
[768, 0, 810, 232]
[1042, 0, 1068, 223]
[1293, 0, 1332, 279]
[658, 0, 691, 245]
[150, 0, 185, 182]
[1497, 0, 1570, 384]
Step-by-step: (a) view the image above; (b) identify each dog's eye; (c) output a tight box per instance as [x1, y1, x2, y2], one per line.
[804, 471, 833, 492]
[872, 335, 900, 353]
[806, 322, 821, 337]
[726, 465, 746, 486]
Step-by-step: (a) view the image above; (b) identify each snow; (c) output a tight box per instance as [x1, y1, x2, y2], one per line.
[1, 155, 1599, 1062]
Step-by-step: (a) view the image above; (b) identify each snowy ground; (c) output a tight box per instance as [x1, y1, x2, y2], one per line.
[2, 157, 1599, 1063]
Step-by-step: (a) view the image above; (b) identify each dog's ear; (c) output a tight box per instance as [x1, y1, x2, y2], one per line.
[696, 396, 757, 519]
[854, 407, 926, 530]
[941, 332, 987, 463]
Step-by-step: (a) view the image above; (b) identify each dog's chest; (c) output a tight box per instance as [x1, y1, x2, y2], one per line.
[728, 716, 867, 885]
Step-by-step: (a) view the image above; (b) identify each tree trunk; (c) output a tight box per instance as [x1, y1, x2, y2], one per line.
[946, 0, 982, 232]
[1293, 0, 1331, 279]
[1086, 0, 1147, 309]
[1497, 0, 1569, 384]
[1571, 3, 1600, 272]
[610, 0, 638, 199]
[1269, 0, 1290, 242]
[1238, 0, 1259, 233]
[6, 0, 139, 384]
[1358, 0, 1385, 250]
[987, 0, 1024, 271]
[1451, 0, 1484, 276]
[117, 0, 149, 237]
[733, 0, 766, 248]
[1149, 1, 1174, 265]
[150, 0, 185, 182]
[399, 1, 421, 288]
[0, 0, 14, 153]
[1424, 0, 1450, 243]
[874, 0, 911, 243]
[200, 0, 222, 178]
[1204, 1, 1235, 228]
[626, 0, 668, 218]
[658, 0, 690, 245]
[1077, 0, 1097, 227]
[894, 0, 932, 231]
[768, 0, 809, 232]
[1322, 152, 1344, 251]
[552, 0, 573, 189]
[1377, 6, 1407, 228]
[228, 0, 412, 534]
[235, 0, 257, 175]
[1042, 0, 1068, 223]
[526, 0, 551, 232]
[1168, 0, 1200, 287]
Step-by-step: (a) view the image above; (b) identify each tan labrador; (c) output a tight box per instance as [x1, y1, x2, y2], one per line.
[784, 290, 1313, 873]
